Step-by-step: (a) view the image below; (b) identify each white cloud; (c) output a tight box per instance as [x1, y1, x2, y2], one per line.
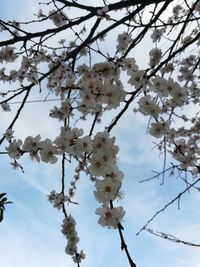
[0, 219, 72, 267]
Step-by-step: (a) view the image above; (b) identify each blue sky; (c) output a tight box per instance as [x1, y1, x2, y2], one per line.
[1, 1, 200, 267]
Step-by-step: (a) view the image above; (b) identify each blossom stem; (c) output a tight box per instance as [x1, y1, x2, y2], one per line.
[110, 200, 137, 267]
[61, 153, 67, 217]
[117, 225, 137, 267]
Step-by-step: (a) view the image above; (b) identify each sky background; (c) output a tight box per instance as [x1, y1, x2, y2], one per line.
[1, 1, 200, 267]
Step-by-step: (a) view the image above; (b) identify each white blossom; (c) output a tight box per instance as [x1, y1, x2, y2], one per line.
[49, 10, 67, 27]
[170, 84, 188, 106]
[194, 1, 200, 14]
[151, 28, 165, 43]
[39, 139, 59, 164]
[149, 48, 162, 67]
[128, 70, 147, 89]
[89, 151, 115, 177]
[121, 58, 139, 75]
[149, 119, 170, 138]
[48, 190, 69, 210]
[94, 178, 120, 203]
[101, 79, 126, 109]
[1, 103, 11, 112]
[137, 95, 161, 119]
[3, 128, 14, 141]
[117, 32, 132, 52]
[95, 206, 125, 228]
[106, 165, 124, 184]
[22, 135, 41, 152]
[70, 136, 93, 156]
[172, 5, 182, 18]
[6, 139, 22, 159]
[151, 76, 169, 97]
[0, 46, 17, 63]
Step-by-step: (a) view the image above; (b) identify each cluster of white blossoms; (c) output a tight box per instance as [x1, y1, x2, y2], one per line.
[1, 2, 200, 265]
[149, 118, 170, 139]
[3, 45, 199, 178]
[77, 61, 126, 113]
[61, 215, 85, 263]
[135, 71, 197, 169]
[151, 28, 165, 43]
[48, 9, 68, 27]
[50, 98, 73, 120]
[194, 1, 200, 13]
[170, 138, 198, 170]
[5, 125, 125, 228]
[5, 125, 126, 228]
[0, 46, 17, 63]
[96, 206, 125, 229]
[54, 126, 92, 157]
[150, 76, 188, 107]
[88, 131, 125, 228]
[3, 128, 14, 141]
[5, 139, 22, 159]
[149, 48, 162, 67]
[178, 54, 197, 82]
[117, 49, 199, 173]
[1, 102, 11, 112]
[48, 190, 69, 210]
[117, 32, 132, 52]
[5, 126, 93, 164]
[137, 95, 161, 119]
[0, 48, 49, 84]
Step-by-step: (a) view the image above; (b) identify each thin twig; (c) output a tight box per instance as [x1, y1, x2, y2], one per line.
[146, 228, 200, 247]
[137, 177, 200, 235]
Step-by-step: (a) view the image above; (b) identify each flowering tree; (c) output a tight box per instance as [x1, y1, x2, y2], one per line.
[0, 0, 200, 266]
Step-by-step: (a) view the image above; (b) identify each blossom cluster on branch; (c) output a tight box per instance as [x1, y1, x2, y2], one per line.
[0, 0, 200, 266]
